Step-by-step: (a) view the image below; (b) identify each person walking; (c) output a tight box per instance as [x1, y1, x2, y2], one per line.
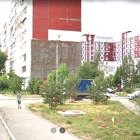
[17, 91, 22, 109]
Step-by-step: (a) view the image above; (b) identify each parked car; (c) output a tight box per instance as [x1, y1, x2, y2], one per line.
[107, 88, 115, 94]
[127, 91, 140, 100]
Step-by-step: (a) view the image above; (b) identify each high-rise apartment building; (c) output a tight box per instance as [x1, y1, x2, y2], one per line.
[82, 30, 140, 76]
[1, 0, 82, 88]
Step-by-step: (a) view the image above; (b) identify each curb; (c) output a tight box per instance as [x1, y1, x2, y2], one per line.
[0, 115, 16, 140]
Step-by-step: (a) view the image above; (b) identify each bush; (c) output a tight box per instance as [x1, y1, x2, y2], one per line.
[120, 88, 123, 92]
[66, 120, 72, 124]
[126, 87, 131, 93]
[101, 96, 108, 105]
[34, 79, 44, 94]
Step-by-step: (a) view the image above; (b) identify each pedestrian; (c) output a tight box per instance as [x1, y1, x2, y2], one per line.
[17, 91, 22, 109]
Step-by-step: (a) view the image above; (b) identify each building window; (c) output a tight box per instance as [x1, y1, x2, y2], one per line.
[113, 43, 115, 46]
[114, 57, 115, 60]
[100, 42, 104, 45]
[135, 42, 137, 46]
[106, 72, 108, 74]
[114, 48, 115, 50]
[106, 52, 108, 55]
[10, 51, 15, 58]
[10, 61, 14, 67]
[100, 62, 103, 65]
[106, 62, 108, 65]
[100, 52, 103, 55]
[100, 66, 103, 70]
[96, 47, 98, 50]
[135, 36, 137, 40]
[21, 42, 26, 50]
[10, 42, 15, 50]
[100, 57, 104, 60]
[136, 54, 137, 57]
[136, 48, 137, 51]
[106, 43, 108, 46]
[22, 66, 26, 73]
[22, 78, 26, 85]
[22, 30, 26, 40]
[22, 54, 26, 61]
[106, 47, 108, 50]
[23, 6, 27, 15]
[106, 57, 108, 60]
[100, 47, 103, 50]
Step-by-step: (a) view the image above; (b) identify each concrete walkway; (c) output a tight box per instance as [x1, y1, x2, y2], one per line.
[110, 94, 140, 116]
[0, 94, 82, 140]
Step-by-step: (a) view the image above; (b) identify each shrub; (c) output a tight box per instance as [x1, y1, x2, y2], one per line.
[126, 87, 131, 93]
[101, 96, 108, 105]
[34, 79, 44, 94]
[66, 120, 72, 124]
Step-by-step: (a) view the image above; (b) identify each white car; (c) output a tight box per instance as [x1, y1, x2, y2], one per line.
[104, 92, 110, 98]
[127, 91, 140, 100]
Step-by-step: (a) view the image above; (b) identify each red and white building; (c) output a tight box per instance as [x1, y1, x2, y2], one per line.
[1, 0, 81, 87]
[82, 30, 140, 76]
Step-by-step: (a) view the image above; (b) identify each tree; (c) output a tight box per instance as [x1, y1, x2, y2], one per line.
[41, 80, 64, 109]
[34, 79, 44, 94]
[27, 75, 37, 94]
[47, 63, 69, 83]
[87, 75, 107, 104]
[136, 59, 140, 83]
[78, 61, 92, 79]
[65, 71, 80, 101]
[8, 72, 22, 94]
[121, 54, 134, 84]
[0, 51, 7, 75]
[0, 74, 9, 90]
[105, 74, 114, 88]
[113, 66, 121, 86]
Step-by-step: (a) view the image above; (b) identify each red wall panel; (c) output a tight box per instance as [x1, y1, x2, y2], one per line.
[33, 0, 81, 40]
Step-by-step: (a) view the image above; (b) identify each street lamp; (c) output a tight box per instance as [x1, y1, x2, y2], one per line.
[56, 35, 60, 83]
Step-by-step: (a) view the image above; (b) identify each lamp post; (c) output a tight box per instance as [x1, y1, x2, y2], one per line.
[56, 35, 60, 83]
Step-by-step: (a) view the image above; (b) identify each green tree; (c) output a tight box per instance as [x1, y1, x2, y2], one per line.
[0, 74, 9, 90]
[113, 66, 121, 86]
[78, 61, 93, 79]
[136, 59, 140, 83]
[130, 67, 138, 85]
[121, 54, 134, 83]
[8, 72, 22, 94]
[41, 80, 64, 109]
[47, 63, 69, 83]
[34, 79, 44, 94]
[27, 75, 37, 94]
[87, 75, 107, 104]
[65, 71, 80, 101]
[106, 74, 114, 88]
[0, 51, 7, 75]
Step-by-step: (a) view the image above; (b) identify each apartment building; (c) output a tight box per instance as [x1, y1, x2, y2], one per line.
[1, 0, 82, 88]
[82, 30, 140, 76]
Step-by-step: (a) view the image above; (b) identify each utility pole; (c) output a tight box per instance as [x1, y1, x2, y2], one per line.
[56, 35, 60, 83]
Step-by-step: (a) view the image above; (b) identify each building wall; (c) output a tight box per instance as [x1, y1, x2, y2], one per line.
[31, 40, 82, 78]
[33, 0, 81, 40]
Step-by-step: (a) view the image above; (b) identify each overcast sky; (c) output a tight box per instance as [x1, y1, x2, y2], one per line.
[0, 0, 140, 37]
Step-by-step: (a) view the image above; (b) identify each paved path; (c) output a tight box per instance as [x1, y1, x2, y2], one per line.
[0, 94, 82, 140]
[110, 94, 140, 116]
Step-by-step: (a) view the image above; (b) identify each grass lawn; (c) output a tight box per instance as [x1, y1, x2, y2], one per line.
[29, 101, 140, 140]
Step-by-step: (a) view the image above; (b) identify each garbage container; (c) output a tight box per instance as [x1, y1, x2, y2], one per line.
[117, 89, 120, 92]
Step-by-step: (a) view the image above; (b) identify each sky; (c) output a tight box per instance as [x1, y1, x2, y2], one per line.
[0, 0, 140, 37]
